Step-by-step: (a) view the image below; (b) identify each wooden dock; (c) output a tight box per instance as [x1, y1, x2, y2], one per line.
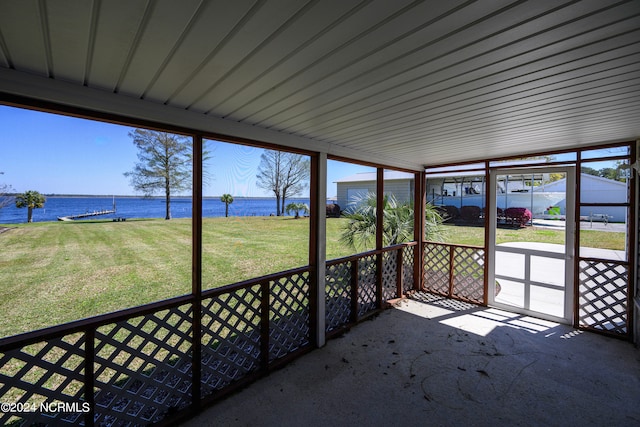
[57, 209, 116, 221]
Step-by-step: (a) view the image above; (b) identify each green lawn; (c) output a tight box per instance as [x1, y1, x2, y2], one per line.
[435, 224, 625, 250]
[0, 217, 626, 338]
[0, 217, 352, 337]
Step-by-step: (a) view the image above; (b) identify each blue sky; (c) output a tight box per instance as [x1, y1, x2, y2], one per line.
[0, 105, 372, 198]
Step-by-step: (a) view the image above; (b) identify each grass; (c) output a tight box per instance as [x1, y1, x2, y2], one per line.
[0, 217, 352, 338]
[0, 217, 626, 338]
[435, 224, 626, 250]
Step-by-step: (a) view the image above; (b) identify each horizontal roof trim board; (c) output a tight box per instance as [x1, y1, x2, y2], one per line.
[0, 67, 423, 171]
[335, 170, 414, 183]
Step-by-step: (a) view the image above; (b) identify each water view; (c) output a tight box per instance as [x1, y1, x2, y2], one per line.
[0, 196, 311, 224]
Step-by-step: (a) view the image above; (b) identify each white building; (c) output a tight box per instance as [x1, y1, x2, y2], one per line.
[420, 172, 627, 222]
[539, 173, 628, 222]
[335, 171, 414, 210]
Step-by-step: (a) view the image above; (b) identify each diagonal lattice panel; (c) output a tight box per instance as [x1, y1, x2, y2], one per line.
[357, 254, 378, 317]
[452, 247, 485, 304]
[201, 285, 262, 396]
[402, 245, 415, 294]
[579, 260, 628, 335]
[325, 261, 352, 332]
[423, 243, 450, 295]
[93, 304, 193, 426]
[269, 271, 311, 362]
[0, 333, 86, 426]
[381, 251, 398, 302]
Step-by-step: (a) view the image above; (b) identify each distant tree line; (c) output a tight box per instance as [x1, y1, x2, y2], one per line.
[581, 164, 628, 182]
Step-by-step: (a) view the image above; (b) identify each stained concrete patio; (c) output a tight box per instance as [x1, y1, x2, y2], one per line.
[181, 292, 640, 427]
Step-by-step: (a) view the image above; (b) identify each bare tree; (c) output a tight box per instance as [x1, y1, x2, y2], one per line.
[280, 153, 310, 215]
[124, 129, 192, 220]
[0, 172, 13, 210]
[256, 150, 283, 215]
[256, 150, 309, 216]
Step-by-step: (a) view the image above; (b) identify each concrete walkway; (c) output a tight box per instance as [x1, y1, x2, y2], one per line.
[533, 219, 626, 233]
[494, 242, 627, 320]
[181, 293, 640, 427]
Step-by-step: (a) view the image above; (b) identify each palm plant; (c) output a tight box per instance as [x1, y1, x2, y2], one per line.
[220, 193, 233, 217]
[15, 190, 46, 223]
[340, 192, 444, 251]
[285, 202, 309, 219]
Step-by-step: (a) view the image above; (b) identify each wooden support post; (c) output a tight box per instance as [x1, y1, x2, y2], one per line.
[415, 171, 425, 292]
[376, 168, 384, 308]
[310, 152, 327, 347]
[483, 161, 490, 305]
[191, 134, 203, 407]
[573, 152, 582, 329]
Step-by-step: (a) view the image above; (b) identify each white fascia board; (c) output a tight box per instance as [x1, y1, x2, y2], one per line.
[0, 68, 423, 172]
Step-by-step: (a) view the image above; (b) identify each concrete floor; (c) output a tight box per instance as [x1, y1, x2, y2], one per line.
[182, 293, 640, 427]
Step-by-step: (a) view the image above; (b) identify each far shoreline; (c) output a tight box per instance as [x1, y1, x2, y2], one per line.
[34, 194, 306, 200]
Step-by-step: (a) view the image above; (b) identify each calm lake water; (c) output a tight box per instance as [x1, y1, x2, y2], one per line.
[0, 196, 311, 224]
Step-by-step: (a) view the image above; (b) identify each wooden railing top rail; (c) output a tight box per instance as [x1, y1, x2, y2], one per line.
[326, 241, 417, 266]
[424, 240, 484, 250]
[0, 294, 193, 351]
[578, 256, 629, 266]
[201, 265, 312, 299]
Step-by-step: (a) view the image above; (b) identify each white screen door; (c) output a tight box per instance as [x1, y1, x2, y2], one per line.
[488, 166, 575, 324]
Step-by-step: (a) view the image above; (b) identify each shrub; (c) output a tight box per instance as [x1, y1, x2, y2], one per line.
[504, 207, 532, 226]
[460, 205, 482, 223]
[438, 205, 459, 222]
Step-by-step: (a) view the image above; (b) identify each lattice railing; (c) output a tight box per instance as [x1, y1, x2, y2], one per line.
[578, 259, 629, 335]
[268, 271, 310, 362]
[93, 304, 193, 426]
[402, 244, 415, 294]
[423, 242, 451, 295]
[423, 242, 485, 304]
[324, 243, 416, 335]
[357, 254, 378, 317]
[0, 266, 315, 426]
[0, 332, 87, 426]
[0, 295, 193, 427]
[201, 285, 262, 396]
[452, 246, 485, 304]
[382, 251, 398, 302]
[0, 245, 418, 426]
[325, 261, 352, 333]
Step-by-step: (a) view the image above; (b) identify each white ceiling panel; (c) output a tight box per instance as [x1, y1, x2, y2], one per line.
[116, 0, 204, 97]
[189, 0, 365, 113]
[0, 0, 638, 170]
[87, 0, 149, 90]
[143, 0, 257, 103]
[212, 0, 416, 116]
[170, 0, 309, 109]
[233, 0, 486, 124]
[45, 0, 93, 83]
[0, 1, 49, 76]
